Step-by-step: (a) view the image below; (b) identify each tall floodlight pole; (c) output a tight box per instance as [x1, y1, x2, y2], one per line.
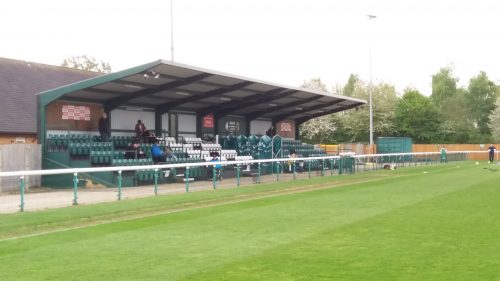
[367, 14, 376, 146]
[170, 0, 174, 61]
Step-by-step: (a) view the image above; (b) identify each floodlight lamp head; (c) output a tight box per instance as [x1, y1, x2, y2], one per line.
[151, 71, 160, 79]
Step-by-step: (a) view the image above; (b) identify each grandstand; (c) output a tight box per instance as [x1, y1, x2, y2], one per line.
[37, 60, 366, 187]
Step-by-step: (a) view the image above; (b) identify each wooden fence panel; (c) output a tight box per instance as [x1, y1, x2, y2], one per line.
[0, 144, 42, 192]
[413, 144, 494, 161]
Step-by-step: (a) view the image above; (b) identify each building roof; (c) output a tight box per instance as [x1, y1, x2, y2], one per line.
[0, 57, 101, 134]
[39, 59, 366, 125]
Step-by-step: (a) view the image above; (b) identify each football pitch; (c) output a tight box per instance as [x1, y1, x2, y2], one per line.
[1, 161, 500, 280]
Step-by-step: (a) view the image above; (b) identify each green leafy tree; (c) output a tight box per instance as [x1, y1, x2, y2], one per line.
[465, 71, 498, 136]
[438, 89, 480, 143]
[342, 74, 359, 97]
[490, 101, 500, 142]
[299, 78, 335, 143]
[301, 77, 328, 92]
[431, 67, 458, 108]
[61, 55, 112, 73]
[333, 81, 398, 143]
[395, 89, 441, 143]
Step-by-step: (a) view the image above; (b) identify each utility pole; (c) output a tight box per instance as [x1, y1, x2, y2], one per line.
[367, 14, 376, 145]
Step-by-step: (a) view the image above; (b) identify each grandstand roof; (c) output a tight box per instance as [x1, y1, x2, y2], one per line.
[38, 60, 365, 124]
[0, 57, 101, 134]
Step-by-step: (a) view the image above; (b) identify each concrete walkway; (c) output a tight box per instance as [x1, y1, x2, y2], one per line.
[0, 172, 321, 214]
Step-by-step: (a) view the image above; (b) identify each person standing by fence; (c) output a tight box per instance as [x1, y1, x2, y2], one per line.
[440, 145, 447, 163]
[98, 113, 110, 142]
[488, 144, 496, 163]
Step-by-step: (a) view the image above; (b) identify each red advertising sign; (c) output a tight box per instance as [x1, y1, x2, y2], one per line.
[203, 114, 214, 128]
[62, 105, 91, 121]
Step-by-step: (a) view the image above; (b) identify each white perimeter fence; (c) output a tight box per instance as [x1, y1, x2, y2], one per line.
[0, 151, 492, 212]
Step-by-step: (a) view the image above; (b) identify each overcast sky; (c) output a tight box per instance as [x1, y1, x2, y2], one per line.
[1, 0, 499, 95]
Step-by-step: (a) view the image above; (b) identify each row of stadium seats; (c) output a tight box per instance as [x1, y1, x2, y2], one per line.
[281, 148, 327, 157]
[110, 136, 135, 149]
[112, 158, 154, 166]
[69, 142, 113, 156]
[90, 151, 114, 164]
[135, 166, 205, 183]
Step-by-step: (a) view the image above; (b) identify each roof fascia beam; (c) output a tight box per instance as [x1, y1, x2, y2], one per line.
[103, 73, 212, 112]
[295, 103, 362, 124]
[156, 81, 253, 115]
[273, 99, 346, 124]
[214, 89, 299, 118]
[246, 95, 324, 121]
[197, 87, 286, 117]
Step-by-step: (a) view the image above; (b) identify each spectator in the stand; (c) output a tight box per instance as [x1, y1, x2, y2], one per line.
[98, 113, 110, 142]
[151, 140, 166, 163]
[207, 153, 222, 180]
[135, 120, 146, 137]
[135, 120, 156, 143]
[288, 149, 303, 173]
[128, 139, 145, 159]
[266, 125, 277, 138]
[164, 147, 178, 160]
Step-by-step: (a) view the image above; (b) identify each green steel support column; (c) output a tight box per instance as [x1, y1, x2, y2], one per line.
[321, 160, 325, 176]
[339, 157, 343, 175]
[72, 172, 78, 205]
[19, 176, 25, 212]
[154, 169, 158, 195]
[212, 166, 216, 189]
[275, 162, 280, 182]
[236, 164, 241, 187]
[330, 159, 334, 176]
[308, 160, 311, 178]
[185, 167, 190, 192]
[257, 162, 261, 184]
[117, 171, 122, 200]
[155, 112, 163, 137]
[293, 161, 296, 180]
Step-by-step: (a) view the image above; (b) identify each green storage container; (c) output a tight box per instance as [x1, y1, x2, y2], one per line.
[376, 137, 412, 162]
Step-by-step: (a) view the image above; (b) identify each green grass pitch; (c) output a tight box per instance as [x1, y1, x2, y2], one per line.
[1, 161, 500, 280]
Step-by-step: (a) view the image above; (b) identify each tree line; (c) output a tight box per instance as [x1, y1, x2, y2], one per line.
[300, 67, 500, 144]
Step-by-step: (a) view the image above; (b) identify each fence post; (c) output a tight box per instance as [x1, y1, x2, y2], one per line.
[236, 164, 241, 187]
[330, 159, 334, 176]
[117, 170, 122, 200]
[276, 162, 280, 182]
[185, 166, 190, 192]
[293, 161, 296, 180]
[212, 166, 216, 189]
[321, 160, 325, 176]
[19, 176, 25, 212]
[72, 172, 78, 205]
[154, 169, 158, 195]
[257, 162, 261, 184]
[308, 160, 311, 178]
[339, 157, 343, 175]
